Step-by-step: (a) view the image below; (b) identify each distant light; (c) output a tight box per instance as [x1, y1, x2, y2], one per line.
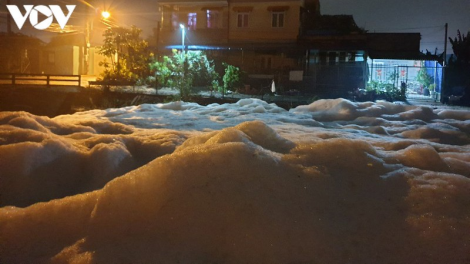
[179, 24, 184, 29]
[102, 11, 110, 19]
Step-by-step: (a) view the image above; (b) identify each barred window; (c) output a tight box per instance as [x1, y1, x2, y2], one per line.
[206, 10, 219, 28]
[272, 12, 284, 28]
[237, 13, 249, 28]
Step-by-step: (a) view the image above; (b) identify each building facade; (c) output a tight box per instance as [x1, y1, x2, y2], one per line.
[154, 0, 309, 93]
[154, 0, 373, 95]
[156, 0, 303, 45]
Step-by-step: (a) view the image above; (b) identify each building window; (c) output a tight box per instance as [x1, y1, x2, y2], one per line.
[237, 13, 249, 28]
[258, 56, 273, 70]
[272, 12, 284, 28]
[319, 52, 327, 65]
[339, 52, 346, 63]
[348, 52, 356, 62]
[206, 10, 219, 28]
[329, 52, 337, 65]
[188, 13, 197, 30]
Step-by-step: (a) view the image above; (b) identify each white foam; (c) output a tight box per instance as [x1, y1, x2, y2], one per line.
[1, 98, 470, 263]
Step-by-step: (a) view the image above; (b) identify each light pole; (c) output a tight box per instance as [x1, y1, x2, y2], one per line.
[180, 24, 187, 74]
[179, 24, 188, 97]
[179, 24, 185, 51]
[116, 33, 121, 79]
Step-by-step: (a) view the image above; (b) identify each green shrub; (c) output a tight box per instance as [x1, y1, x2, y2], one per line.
[149, 50, 219, 100]
[221, 63, 241, 97]
[99, 26, 149, 82]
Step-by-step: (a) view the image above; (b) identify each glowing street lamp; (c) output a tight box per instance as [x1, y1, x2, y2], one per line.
[101, 11, 110, 20]
[179, 24, 185, 50]
[179, 24, 187, 79]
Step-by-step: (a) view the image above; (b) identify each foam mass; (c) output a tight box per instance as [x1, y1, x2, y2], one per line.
[1, 99, 470, 263]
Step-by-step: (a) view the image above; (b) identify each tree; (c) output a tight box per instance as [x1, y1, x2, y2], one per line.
[221, 63, 241, 97]
[150, 50, 219, 100]
[444, 30, 470, 105]
[99, 26, 149, 82]
[449, 30, 470, 64]
[416, 67, 433, 88]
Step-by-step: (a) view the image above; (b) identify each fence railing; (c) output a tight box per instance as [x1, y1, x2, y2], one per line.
[0, 73, 82, 87]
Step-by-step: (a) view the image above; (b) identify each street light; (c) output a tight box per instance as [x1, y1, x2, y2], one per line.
[179, 23, 185, 50]
[179, 24, 187, 81]
[101, 11, 110, 20]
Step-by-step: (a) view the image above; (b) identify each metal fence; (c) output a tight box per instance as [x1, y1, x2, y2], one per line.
[0, 73, 82, 87]
[368, 64, 443, 95]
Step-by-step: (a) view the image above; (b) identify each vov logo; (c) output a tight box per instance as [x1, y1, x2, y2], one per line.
[6, 5, 76, 30]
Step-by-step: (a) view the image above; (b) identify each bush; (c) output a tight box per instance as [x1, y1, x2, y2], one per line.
[150, 50, 219, 100]
[221, 63, 241, 97]
[416, 67, 433, 89]
[365, 81, 405, 102]
[98, 26, 149, 82]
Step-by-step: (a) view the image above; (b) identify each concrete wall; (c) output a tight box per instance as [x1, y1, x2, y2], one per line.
[41, 46, 85, 75]
[40, 45, 108, 79]
[88, 47, 107, 77]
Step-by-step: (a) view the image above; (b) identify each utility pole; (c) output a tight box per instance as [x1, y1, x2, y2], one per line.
[180, 24, 187, 91]
[441, 23, 448, 102]
[116, 34, 121, 79]
[84, 5, 91, 75]
[444, 23, 448, 67]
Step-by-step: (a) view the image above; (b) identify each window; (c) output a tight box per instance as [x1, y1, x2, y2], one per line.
[272, 12, 284, 28]
[329, 52, 337, 65]
[319, 52, 327, 65]
[237, 13, 249, 28]
[206, 10, 219, 28]
[188, 13, 197, 30]
[259, 56, 272, 70]
[339, 52, 346, 63]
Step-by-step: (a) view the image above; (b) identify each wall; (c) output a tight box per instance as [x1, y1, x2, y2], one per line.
[88, 47, 107, 77]
[42, 46, 74, 75]
[229, 1, 301, 43]
[156, 0, 302, 45]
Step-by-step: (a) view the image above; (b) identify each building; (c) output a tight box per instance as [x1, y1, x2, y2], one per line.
[153, 0, 435, 97]
[155, 0, 307, 92]
[0, 33, 44, 74]
[5, 0, 435, 95]
[156, 0, 303, 45]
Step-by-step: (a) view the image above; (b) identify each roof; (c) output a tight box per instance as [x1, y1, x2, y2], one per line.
[0, 33, 45, 48]
[298, 33, 367, 50]
[302, 15, 365, 35]
[368, 50, 444, 64]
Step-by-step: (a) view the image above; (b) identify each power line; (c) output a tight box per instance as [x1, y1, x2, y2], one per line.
[370, 25, 444, 31]
[421, 40, 451, 43]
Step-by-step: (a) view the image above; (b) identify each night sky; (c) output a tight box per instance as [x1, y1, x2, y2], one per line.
[1, 0, 469, 54]
[322, 0, 470, 54]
